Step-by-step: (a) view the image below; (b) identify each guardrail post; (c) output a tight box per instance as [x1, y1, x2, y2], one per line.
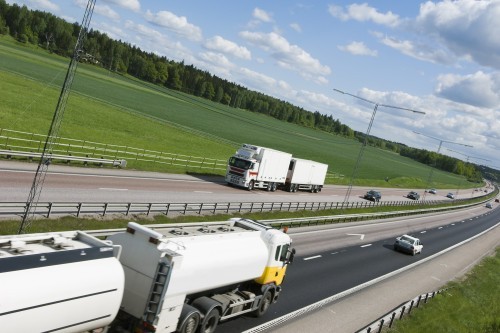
[126, 203, 131, 216]
[399, 306, 406, 319]
[377, 319, 385, 333]
[250, 202, 254, 212]
[147, 203, 152, 216]
[388, 312, 396, 327]
[416, 295, 422, 308]
[213, 203, 217, 214]
[103, 203, 108, 216]
[271, 202, 275, 212]
[226, 203, 230, 213]
[260, 203, 264, 212]
[424, 293, 429, 303]
[47, 202, 53, 218]
[183, 203, 187, 215]
[239, 202, 243, 213]
[408, 300, 415, 314]
[198, 203, 203, 215]
[76, 203, 82, 217]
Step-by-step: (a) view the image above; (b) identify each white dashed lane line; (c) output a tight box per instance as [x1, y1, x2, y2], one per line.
[360, 244, 372, 248]
[303, 255, 322, 261]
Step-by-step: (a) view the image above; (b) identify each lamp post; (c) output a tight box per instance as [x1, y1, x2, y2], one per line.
[445, 148, 490, 198]
[412, 131, 473, 200]
[333, 89, 425, 203]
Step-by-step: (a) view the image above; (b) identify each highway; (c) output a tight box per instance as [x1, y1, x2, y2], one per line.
[0, 161, 487, 204]
[215, 205, 499, 333]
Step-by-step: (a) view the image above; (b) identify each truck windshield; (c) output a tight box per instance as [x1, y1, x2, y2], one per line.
[228, 157, 253, 170]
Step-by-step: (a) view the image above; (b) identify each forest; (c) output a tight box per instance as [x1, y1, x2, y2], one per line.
[0, 1, 489, 183]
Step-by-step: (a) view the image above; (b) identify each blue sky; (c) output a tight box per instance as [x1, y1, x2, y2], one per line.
[8, 0, 500, 170]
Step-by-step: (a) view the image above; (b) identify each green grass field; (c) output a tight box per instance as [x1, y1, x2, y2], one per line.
[388, 248, 500, 333]
[0, 35, 476, 188]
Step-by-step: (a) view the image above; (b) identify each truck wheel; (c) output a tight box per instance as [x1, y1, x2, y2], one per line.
[288, 184, 293, 192]
[247, 180, 254, 191]
[271, 182, 277, 192]
[254, 290, 272, 317]
[293, 184, 298, 193]
[177, 306, 201, 333]
[267, 182, 273, 191]
[200, 308, 220, 333]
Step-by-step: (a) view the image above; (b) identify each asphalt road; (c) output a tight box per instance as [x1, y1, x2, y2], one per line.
[215, 204, 499, 333]
[0, 161, 488, 204]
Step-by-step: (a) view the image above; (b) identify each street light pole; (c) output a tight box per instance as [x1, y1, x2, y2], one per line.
[333, 89, 425, 203]
[413, 131, 473, 200]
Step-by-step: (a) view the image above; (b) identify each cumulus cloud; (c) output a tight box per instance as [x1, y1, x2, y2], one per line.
[144, 10, 202, 42]
[436, 71, 500, 108]
[338, 41, 377, 56]
[74, 0, 119, 21]
[203, 36, 251, 60]
[253, 8, 273, 23]
[239, 31, 331, 83]
[415, 0, 500, 70]
[28, 0, 59, 11]
[102, 0, 140, 12]
[328, 3, 401, 27]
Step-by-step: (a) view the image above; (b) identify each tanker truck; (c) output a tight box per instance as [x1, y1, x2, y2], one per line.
[0, 218, 295, 333]
[226, 144, 292, 191]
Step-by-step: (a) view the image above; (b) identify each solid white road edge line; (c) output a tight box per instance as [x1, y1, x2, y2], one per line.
[242, 222, 500, 333]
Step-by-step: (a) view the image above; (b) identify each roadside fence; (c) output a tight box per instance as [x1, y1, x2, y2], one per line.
[356, 289, 446, 333]
[0, 128, 227, 172]
[0, 197, 479, 221]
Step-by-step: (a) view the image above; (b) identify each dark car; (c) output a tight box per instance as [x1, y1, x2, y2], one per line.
[364, 190, 381, 202]
[446, 192, 455, 199]
[407, 191, 420, 200]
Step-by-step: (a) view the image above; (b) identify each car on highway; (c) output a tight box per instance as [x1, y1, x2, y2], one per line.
[446, 192, 455, 199]
[486, 202, 492, 209]
[394, 234, 423, 256]
[426, 188, 437, 194]
[364, 190, 381, 202]
[407, 191, 420, 200]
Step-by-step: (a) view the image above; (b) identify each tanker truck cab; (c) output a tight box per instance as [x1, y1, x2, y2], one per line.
[108, 218, 294, 333]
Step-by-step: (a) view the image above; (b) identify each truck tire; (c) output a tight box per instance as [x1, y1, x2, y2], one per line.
[247, 180, 254, 191]
[199, 308, 220, 333]
[253, 290, 272, 317]
[288, 184, 293, 192]
[267, 182, 273, 191]
[177, 305, 201, 333]
[271, 182, 277, 192]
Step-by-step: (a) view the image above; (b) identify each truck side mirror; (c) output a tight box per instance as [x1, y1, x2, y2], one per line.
[287, 248, 296, 264]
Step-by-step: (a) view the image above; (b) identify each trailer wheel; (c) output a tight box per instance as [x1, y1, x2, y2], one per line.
[200, 308, 220, 333]
[293, 184, 298, 193]
[267, 182, 273, 191]
[177, 306, 201, 333]
[254, 290, 272, 317]
[247, 180, 254, 191]
[271, 182, 277, 192]
[288, 184, 294, 192]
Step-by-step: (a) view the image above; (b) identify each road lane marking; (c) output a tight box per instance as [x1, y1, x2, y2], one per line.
[347, 233, 365, 240]
[438, 227, 443, 229]
[331, 251, 339, 255]
[420, 231, 426, 234]
[303, 255, 322, 261]
[360, 244, 372, 248]
[194, 191, 213, 193]
[99, 188, 128, 191]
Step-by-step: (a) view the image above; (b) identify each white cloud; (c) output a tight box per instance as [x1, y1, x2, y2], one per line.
[290, 23, 302, 33]
[253, 8, 273, 23]
[436, 71, 500, 108]
[378, 34, 455, 65]
[338, 41, 377, 56]
[415, 0, 500, 70]
[144, 10, 203, 42]
[239, 31, 331, 83]
[328, 3, 401, 27]
[102, 0, 140, 12]
[28, 0, 59, 11]
[204, 36, 251, 60]
[73, 0, 119, 21]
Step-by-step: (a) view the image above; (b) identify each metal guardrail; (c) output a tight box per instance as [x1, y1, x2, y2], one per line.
[0, 196, 484, 223]
[356, 289, 445, 333]
[0, 149, 126, 168]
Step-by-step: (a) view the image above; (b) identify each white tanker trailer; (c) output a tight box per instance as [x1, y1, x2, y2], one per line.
[0, 218, 295, 333]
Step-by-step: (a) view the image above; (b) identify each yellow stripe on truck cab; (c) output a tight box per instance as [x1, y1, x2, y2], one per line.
[255, 265, 287, 285]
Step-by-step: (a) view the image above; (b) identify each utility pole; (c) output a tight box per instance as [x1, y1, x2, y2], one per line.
[333, 89, 425, 203]
[18, 0, 97, 234]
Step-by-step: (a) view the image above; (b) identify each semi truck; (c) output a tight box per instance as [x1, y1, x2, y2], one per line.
[285, 158, 328, 193]
[226, 144, 292, 191]
[0, 218, 295, 333]
[226, 144, 328, 192]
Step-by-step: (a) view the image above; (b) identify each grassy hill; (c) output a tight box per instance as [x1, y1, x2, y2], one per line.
[0, 35, 475, 189]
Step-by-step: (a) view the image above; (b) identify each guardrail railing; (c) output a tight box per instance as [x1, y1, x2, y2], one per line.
[0, 149, 126, 168]
[0, 196, 484, 222]
[356, 289, 445, 333]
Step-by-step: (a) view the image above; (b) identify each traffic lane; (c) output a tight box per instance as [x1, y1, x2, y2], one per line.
[216, 207, 499, 332]
[287, 205, 491, 256]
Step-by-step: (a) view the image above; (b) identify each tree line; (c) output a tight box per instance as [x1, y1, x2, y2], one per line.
[0, 1, 488, 183]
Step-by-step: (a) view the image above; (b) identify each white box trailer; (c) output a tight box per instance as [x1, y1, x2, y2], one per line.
[226, 144, 292, 191]
[285, 158, 328, 193]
